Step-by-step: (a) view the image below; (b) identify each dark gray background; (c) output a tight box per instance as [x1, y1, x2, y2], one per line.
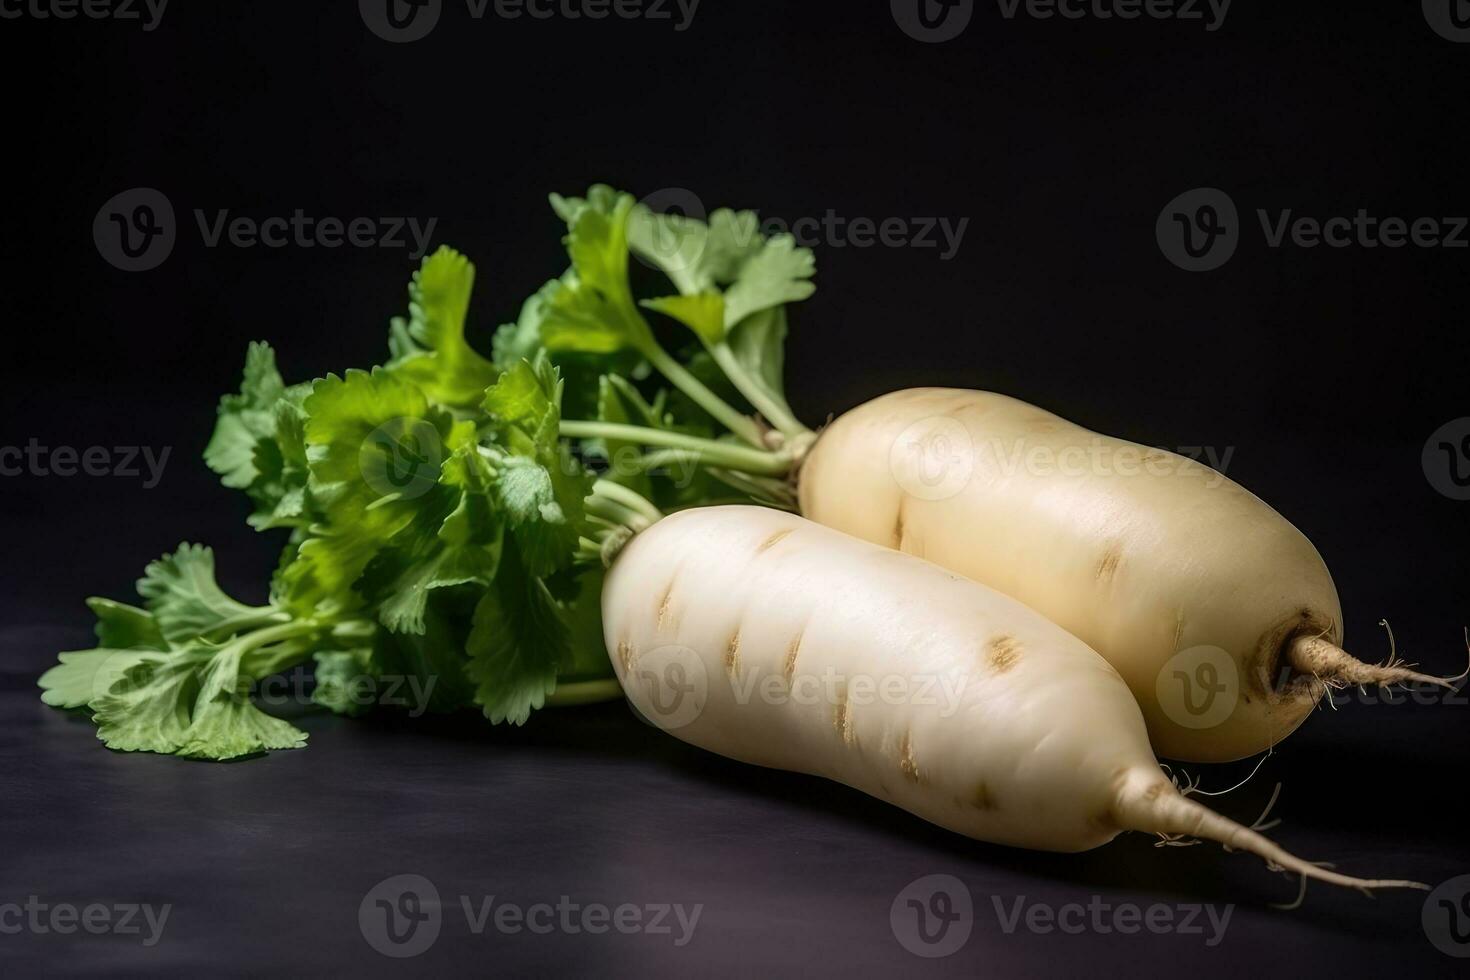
[2, 1, 1468, 975]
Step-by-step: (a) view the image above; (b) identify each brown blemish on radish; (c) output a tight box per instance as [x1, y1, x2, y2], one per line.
[988, 634, 1022, 673]
[1095, 544, 1123, 585]
[1108, 766, 1132, 797]
[616, 639, 635, 672]
[725, 628, 742, 679]
[891, 498, 908, 550]
[972, 781, 998, 811]
[782, 630, 804, 685]
[944, 398, 982, 419]
[656, 581, 676, 632]
[898, 730, 923, 784]
[757, 528, 794, 553]
[833, 684, 857, 747]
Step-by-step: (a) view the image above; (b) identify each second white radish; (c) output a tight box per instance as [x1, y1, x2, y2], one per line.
[602, 505, 1422, 891]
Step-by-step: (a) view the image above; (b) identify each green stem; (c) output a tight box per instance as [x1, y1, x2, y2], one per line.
[639, 341, 766, 448]
[632, 448, 695, 469]
[625, 449, 705, 487]
[708, 344, 810, 441]
[202, 607, 292, 642]
[235, 619, 328, 678]
[591, 479, 664, 524]
[586, 495, 651, 534]
[707, 468, 799, 511]
[237, 620, 319, 653]
[562, 420, 792, 476]
[331, 620, 377, 643]
[546, 678, 625, 707]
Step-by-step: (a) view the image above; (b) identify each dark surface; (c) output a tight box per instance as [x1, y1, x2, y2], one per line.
[3, 1, 1469, 975]
[2, 627, 1467, 977]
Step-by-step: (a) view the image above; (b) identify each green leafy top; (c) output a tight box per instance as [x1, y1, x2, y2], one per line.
[203, 343, 315, 530]
[43, 248, 624, 761]
[42, 183, 820, 763]
[538, 192, 657, 357]
[387, 246, 500, 410]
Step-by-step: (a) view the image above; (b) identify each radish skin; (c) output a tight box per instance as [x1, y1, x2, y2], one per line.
[799, 388, 1450, 763]
[603, 506, 1423, 891]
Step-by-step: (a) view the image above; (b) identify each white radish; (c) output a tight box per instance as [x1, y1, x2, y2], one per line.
[602, 504, 1421, 891]
[798, 388, 1452, 763]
